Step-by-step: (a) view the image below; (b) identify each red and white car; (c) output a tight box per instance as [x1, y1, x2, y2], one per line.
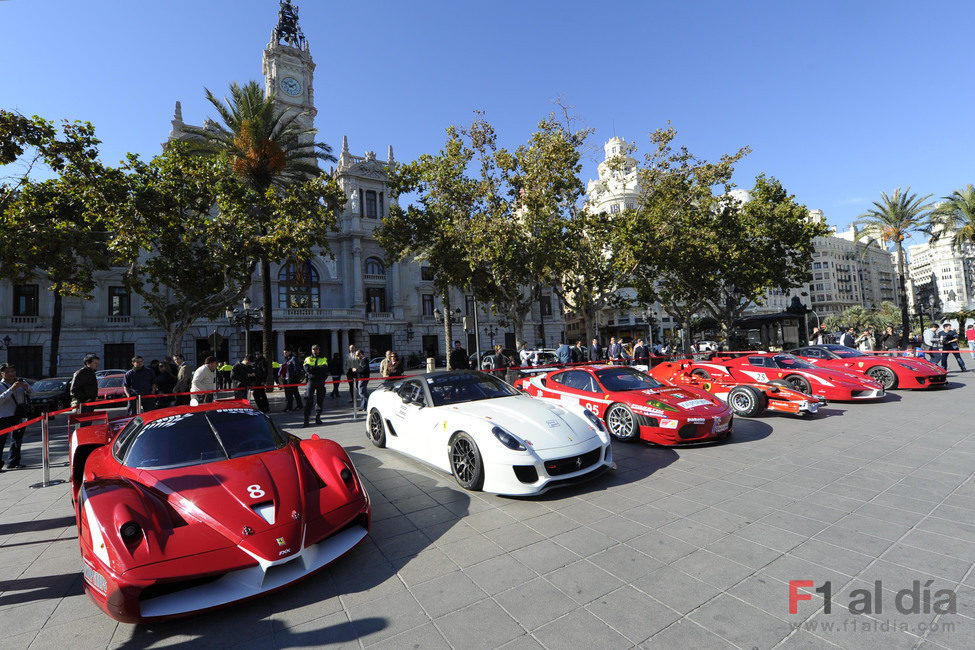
[515, 365, 733, 445]
[790, 344, 947, 390]
[70, 401, 370, 622]
[686, 353, 885, 402]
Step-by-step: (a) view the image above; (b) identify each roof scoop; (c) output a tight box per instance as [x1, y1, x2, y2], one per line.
[252, 502, 275, 525]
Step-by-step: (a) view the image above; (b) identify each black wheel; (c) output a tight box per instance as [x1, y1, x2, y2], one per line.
[691, 368, 711, 379]
[605, 403, 639, 441]
[784, 374, 811, 394]
[727, 385, 767, 417]
[367, 409, 386, 448]
[449, 432, 484, 491]
[866, 366, 897, 390]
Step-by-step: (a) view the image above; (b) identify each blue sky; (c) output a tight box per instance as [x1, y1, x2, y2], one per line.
[2, 0, 971, 231]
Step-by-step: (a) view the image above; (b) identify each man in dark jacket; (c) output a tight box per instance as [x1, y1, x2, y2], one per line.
[589, 338, 602, 362]
[632, 338, 648, 367]
[345, 344, 358, 403]
[251, 351, 270, 412]
[352, 350, 370, 409]
[232, 355, 258, 401]
[302, 345, 329, 427]
[124, 356, 155, 415]
[172, 354, 192, 406]
[279, 346, 304, 412]
[489, 344, 510, 377]
[570, 340, 584, 364]
[70, 354, 100, 413]
[938, 323, 968, 372]
[448, 341, 470, 370]
[153, 363, 177, 408]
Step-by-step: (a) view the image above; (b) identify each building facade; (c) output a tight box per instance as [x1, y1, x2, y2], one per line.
[906, 225, 975, 314]
[1, 2, 562, 377]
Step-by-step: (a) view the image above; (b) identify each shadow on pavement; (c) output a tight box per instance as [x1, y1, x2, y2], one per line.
[0, 515, 75, 537]
[719, 419, 773, 445]
[0, 572, 84, 607]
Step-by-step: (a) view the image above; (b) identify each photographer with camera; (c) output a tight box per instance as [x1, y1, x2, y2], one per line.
[0, 363, 32, 470]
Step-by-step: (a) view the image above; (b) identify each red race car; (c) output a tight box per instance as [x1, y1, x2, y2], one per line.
[515, 365, 733, 444]
[96, 373, 127, 401]
[686, 353, 885, 401]
[69, 400, 370, 623]
[790, 344, 947, 390]
[649, 361, 824, 417]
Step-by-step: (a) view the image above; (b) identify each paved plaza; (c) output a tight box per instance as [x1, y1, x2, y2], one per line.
[1, 374, 973, 649]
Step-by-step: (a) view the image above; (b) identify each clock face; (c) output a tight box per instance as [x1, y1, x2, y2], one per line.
[280, 76, 302, 97]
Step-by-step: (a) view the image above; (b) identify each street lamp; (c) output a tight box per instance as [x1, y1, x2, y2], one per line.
[1, 335, 11, 351]
[226, 297, 263, 358]
[483, 324, 499, 346]
[405, 322, 414, 341]
[928, 294, 938, 326]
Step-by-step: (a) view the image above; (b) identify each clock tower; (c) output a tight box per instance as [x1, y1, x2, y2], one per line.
[262, 0, 317, 136]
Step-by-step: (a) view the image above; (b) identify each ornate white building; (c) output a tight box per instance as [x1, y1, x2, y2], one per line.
[1, 1, 562, 377]
[906, 224, 975, 314]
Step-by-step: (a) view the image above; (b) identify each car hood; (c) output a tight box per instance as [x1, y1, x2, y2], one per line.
[445, 395, 598, 451]
[627, 386, 729, 416]
[140, 446, 305, 563]
[31, 390, 65, 400]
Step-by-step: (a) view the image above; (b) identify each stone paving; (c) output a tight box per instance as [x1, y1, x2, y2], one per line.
[0, 373, 973, 649]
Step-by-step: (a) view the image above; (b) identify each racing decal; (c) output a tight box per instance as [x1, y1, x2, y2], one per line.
[247, 484, 266, 499]
[546, 420, 560, 428]
[659, 419, 679, 429]
[678, 399, 712, 409]
[702, 382, 711, 391]
[276, 537, 287, 546]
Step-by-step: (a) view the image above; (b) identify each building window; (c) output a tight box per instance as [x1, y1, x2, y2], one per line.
[108, 286, 130, 316]
[358, 189, 364, 218]
[422, 294, 434, 316]
[421, 266, 435, 281]
[104, 343, 135, 372]
[12, 284, 38, 316]
[277, 262, 320, 308]
[813, 263, 821, 269]
[539, 295, 552, 317]
[365, 190, 378, 218]
[366, 287, 386, 313]
[364, 257, 385, 276]
[379, 192, 385, 218]
[465, 295, 475, 316]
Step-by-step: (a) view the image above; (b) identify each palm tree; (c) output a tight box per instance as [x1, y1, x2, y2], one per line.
[854, 187, 934, 347]
[930, 184, 975, 250]
[182, 81, 335, 381]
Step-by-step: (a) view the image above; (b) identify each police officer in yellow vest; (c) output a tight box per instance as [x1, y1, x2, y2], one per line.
[303, 345, 329, 427]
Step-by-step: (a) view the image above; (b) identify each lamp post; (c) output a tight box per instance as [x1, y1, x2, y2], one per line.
[405, 322, 414, 341]
[226, 297, 263, 359]
[928, 294, 938, 327]
[915, 302, 925, 333]
[484, 324, 499, 347]
[1, 335, 11, 351]
[434, 307, 462, 368]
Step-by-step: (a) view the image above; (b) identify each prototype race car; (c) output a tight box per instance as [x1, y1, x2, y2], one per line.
[790, 344, 947, 390]
[648, 361, 823, 417]
[686, 353, 885, 401]
[515, 365, 733, 444]
[69, 400, 370, 623]
[366, 371, 612, 496]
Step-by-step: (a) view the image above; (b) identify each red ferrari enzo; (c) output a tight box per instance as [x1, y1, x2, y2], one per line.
[790, 344, 947, 390]
[70, 401, 370, 623]
[686, 353, 885, 401]
[515, 365, 733, 444]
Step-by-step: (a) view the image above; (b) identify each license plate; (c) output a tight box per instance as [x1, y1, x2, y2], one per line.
[83, 562, 107, 593]
[713, 419, 729, 433]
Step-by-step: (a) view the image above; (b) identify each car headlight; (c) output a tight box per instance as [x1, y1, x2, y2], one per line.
[491, 426, 526, 451]
[583, 409, 606, 432]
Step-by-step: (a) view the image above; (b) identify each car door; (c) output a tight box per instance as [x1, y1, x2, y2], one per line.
[549, 370, 606, 415]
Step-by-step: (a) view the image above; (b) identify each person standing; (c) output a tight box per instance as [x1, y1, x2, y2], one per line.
[124, 356, 155, 415]
[0, 363, 32, 470]
[172, 354, 192, 406]
[489, 344, 510, 377]
[352, 350, 370, 409]
[279, 347, 304, 412]
[385, 352, 404, 386]
[329, 352, 342, 399]
[555, 342, 571, 366]
[302, 345, 329, 427]
[152, 363, 177, 409]
[966, 323, 975, 356]
[191, 357, 219, 405]
[632, 338, 648, 367]
[938, 323, 968, 372]
[589, 338, 602, 362]
[880, 326, 899, 354]
[922, 323, 940, 362]
[217, 361, 233, 390]
[608, 337, 621, 365]
[70, 354, 100, 413]
[232, 355, 258, 401]
[251, 351, 270, 412]
[345, 344, 358, 403]
[448, 341, 470, 370]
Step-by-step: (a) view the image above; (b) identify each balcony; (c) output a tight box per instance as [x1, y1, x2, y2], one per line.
[367, 311, 393, 320]
[106, 315, 131, 326]
[274, 307, 362, 321]
[9, 315, 38, 325]
[363, 273, 386, 283]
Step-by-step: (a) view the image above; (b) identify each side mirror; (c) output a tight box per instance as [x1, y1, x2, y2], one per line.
[401, 394, 412, 404]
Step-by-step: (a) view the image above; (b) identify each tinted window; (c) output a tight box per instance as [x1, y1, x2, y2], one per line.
[799, 348, 824, 359]
[747, 356, 770, 367]
[98, 377, 124, 388]
[594, 368, 663, 391]
[555, 370, 597, 392]
[122, 409, 286, 469]
[821, 344, 860, 358]
[427, 373, 519, 406]
[32, 380, 67, 391]
[397, 380, 424, 405]
[771, 354, 815, 369]
[112, 417, 144, 459]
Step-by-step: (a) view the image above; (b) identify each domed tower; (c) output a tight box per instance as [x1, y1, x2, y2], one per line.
[262, 1, 317, 141]
[586, 137, 640, 215]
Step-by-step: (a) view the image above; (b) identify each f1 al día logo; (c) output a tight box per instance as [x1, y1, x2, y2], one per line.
[789, 580, 956, 615]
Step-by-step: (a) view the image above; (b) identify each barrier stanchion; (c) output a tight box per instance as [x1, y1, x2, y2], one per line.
[30, 414, 65, 489]
[136, 394, 143, 414]
[352, 381, 359, 420]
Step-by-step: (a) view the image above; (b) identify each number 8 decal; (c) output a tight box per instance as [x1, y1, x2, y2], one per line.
[247, 484, 265, 499]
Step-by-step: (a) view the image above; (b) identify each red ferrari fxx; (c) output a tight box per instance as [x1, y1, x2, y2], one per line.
[69, 401, 370, 623]
[790, 344, 947, 390]
[686, 353, 885, 401]
[515, 365, 733, 444]
[648, 361, 824, 417]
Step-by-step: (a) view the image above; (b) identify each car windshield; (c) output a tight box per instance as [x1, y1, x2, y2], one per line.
[594, 368, 663, 391]
[427, 373, 519, 406]
[121, 409, 288, 469]
[31, 380, 66, 391]
[98, 377, 124, 388]
[820, 344, 862, 358]
[771, 354, 816, 369]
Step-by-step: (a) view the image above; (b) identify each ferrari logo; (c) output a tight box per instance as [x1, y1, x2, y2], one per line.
[575, 457, 583, 468]
[276, 537, 286, 546]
